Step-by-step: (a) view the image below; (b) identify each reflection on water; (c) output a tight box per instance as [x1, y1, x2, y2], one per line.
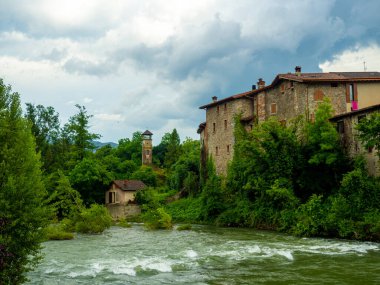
[27, 225, 380, 285]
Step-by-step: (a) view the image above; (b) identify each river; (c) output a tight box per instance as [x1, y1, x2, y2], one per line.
[27, 224, 380, 284]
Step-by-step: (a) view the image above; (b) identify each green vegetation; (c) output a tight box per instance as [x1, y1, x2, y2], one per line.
[45, 224, 74, 240]
[0, 80, 50, 284]
[177, 224, 192, 231]
[74, 204, 113, 234]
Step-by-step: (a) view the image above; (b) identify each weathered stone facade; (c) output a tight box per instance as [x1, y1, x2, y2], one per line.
[199, 69, 380, 175]
[142, 130, 153, 165]
[330, 105, 380, 176]
[203, 97, 254, 174]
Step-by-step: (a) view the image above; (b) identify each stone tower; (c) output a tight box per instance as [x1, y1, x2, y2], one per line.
[142, 130, 153, 165]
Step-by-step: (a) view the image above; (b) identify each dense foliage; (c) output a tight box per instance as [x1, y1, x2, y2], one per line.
[193, 100, 380, 241]
[0, 80, 49, 284]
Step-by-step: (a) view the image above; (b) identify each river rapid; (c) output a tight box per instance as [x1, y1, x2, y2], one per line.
[27, 225, 380, 284]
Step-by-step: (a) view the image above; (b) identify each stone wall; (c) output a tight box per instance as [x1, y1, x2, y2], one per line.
[264, 81, 347, 123]
[205, 97, 253, 175]
[106, 204, 141, 220]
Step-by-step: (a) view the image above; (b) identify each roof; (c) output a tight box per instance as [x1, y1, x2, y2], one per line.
[330, 104, 380, 121]
[142, 130, 153, 135]
[197, 122, 206, 134]
[199, 71, 380, 109]
[112, 180, 146, 191]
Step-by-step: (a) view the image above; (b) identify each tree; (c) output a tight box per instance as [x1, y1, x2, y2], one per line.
[0, 79, 49, 284]
[357, 112, 380, 159]
[164, 129, 181, 168]
[69, 158, 113, 205]
[64, 104, 100, 163]
[25, 103, 60, 172]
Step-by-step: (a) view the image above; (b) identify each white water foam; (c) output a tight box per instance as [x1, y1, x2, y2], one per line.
[186, 249, 198, 259]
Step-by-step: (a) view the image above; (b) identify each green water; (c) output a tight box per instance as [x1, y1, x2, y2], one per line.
[27, 225, 380, 284]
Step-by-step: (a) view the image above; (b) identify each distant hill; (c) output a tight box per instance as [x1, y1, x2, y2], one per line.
[92, 141, 118, 149]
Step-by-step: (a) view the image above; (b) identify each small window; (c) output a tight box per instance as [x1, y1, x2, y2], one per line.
[213, 122, 216, 133]
[314, 89, 324, 101]
[224, 103, 227, 111]
[227, 144, 230, 154]
[336, 121, 344, 134]
[349, 84, 355, 101]
[271, 103, 277, 114]
[224, 120, 227, 130]
[215, 146, 219, 156]
[217, 105, 220, 114]
[289, 81, 294, 89]
[281, 84, 285, 93]
[331, 83, 338, 87]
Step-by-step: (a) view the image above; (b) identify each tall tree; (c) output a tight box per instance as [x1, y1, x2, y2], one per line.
[25, 103, 60, 172]
[164, 128, 181, 169]
[0, 79, 49, 284]
[64, 104, 100, 163]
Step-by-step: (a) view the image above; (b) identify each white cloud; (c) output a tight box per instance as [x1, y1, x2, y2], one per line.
[94, 113, 124, 121]
[319, 44, 380, 72]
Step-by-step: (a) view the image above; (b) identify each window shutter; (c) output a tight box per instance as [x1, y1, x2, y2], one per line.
[345, 84, 350, 103]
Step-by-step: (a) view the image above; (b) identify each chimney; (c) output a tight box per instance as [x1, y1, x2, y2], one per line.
[257, 78, 265, 89]
[212, 96, 218, 102]
[295, 66, 301, 76]
[252, 84, 256, 90]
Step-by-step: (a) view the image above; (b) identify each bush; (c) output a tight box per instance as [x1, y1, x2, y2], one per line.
[45, 224, 74, 240]
[117, 218, 132, 228]
[177, 224, 192, 231]
[165, 197, 202, 223]
[74, 204, 112, 234]
[143, 207, 173, 230]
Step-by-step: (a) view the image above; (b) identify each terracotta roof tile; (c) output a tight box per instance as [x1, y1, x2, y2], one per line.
[113, 180, 146, 191]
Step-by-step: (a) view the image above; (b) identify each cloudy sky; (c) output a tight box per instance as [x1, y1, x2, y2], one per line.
[1, 0, 380, 144]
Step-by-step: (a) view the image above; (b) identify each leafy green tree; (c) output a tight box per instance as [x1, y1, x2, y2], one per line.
[0, 79, 49, 284]
[164, 128, 182, 168]
[25, 103, 60, 172]
[48, 171, 83, 219]
[357, 112, 380, 159]
[153, 132, 171, 166]
[131, 165, 157, 186]
[69, 158, 113, 205]
[64, 104, 100, 164]
[115, 132, 142, 166]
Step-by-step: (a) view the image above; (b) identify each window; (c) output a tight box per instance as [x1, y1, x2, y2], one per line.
[217, 105, 220, 114]
[331, 83, 338, 87]
[281, 84, 285, 93]
[313, 89, 324, 101]
[224, 119, 227, 130]
[213, 122, 216, 133]
[215, 146, 219, 156]
[270, 103, 277, 114]
[349, 84, 355, 101]
[109, 192, 115, 203]
[224, 103, 227, 111]
[289, 81, 294, 89]
[227, 144, 230, 154]
[336, 121, 344, 134]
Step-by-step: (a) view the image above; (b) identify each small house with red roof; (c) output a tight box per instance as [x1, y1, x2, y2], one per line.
[105, 180, 146, 219]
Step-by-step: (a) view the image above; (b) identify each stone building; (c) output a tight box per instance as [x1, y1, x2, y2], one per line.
[330, 104, 380, 176]
[199, 67, 380, 175]
[105, 180, 146, 219]
[142, 130, 153, 165]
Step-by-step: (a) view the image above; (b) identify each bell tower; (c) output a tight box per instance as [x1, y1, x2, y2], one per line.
[142, 130, 153, 165]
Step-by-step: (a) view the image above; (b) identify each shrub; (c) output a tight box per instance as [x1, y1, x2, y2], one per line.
[165, 197, 202, 223]
[177, 224, 192, 231]
[45, 224, 74, 240]
[143, 207, 173, 230]
[74, 204, 112, 234]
